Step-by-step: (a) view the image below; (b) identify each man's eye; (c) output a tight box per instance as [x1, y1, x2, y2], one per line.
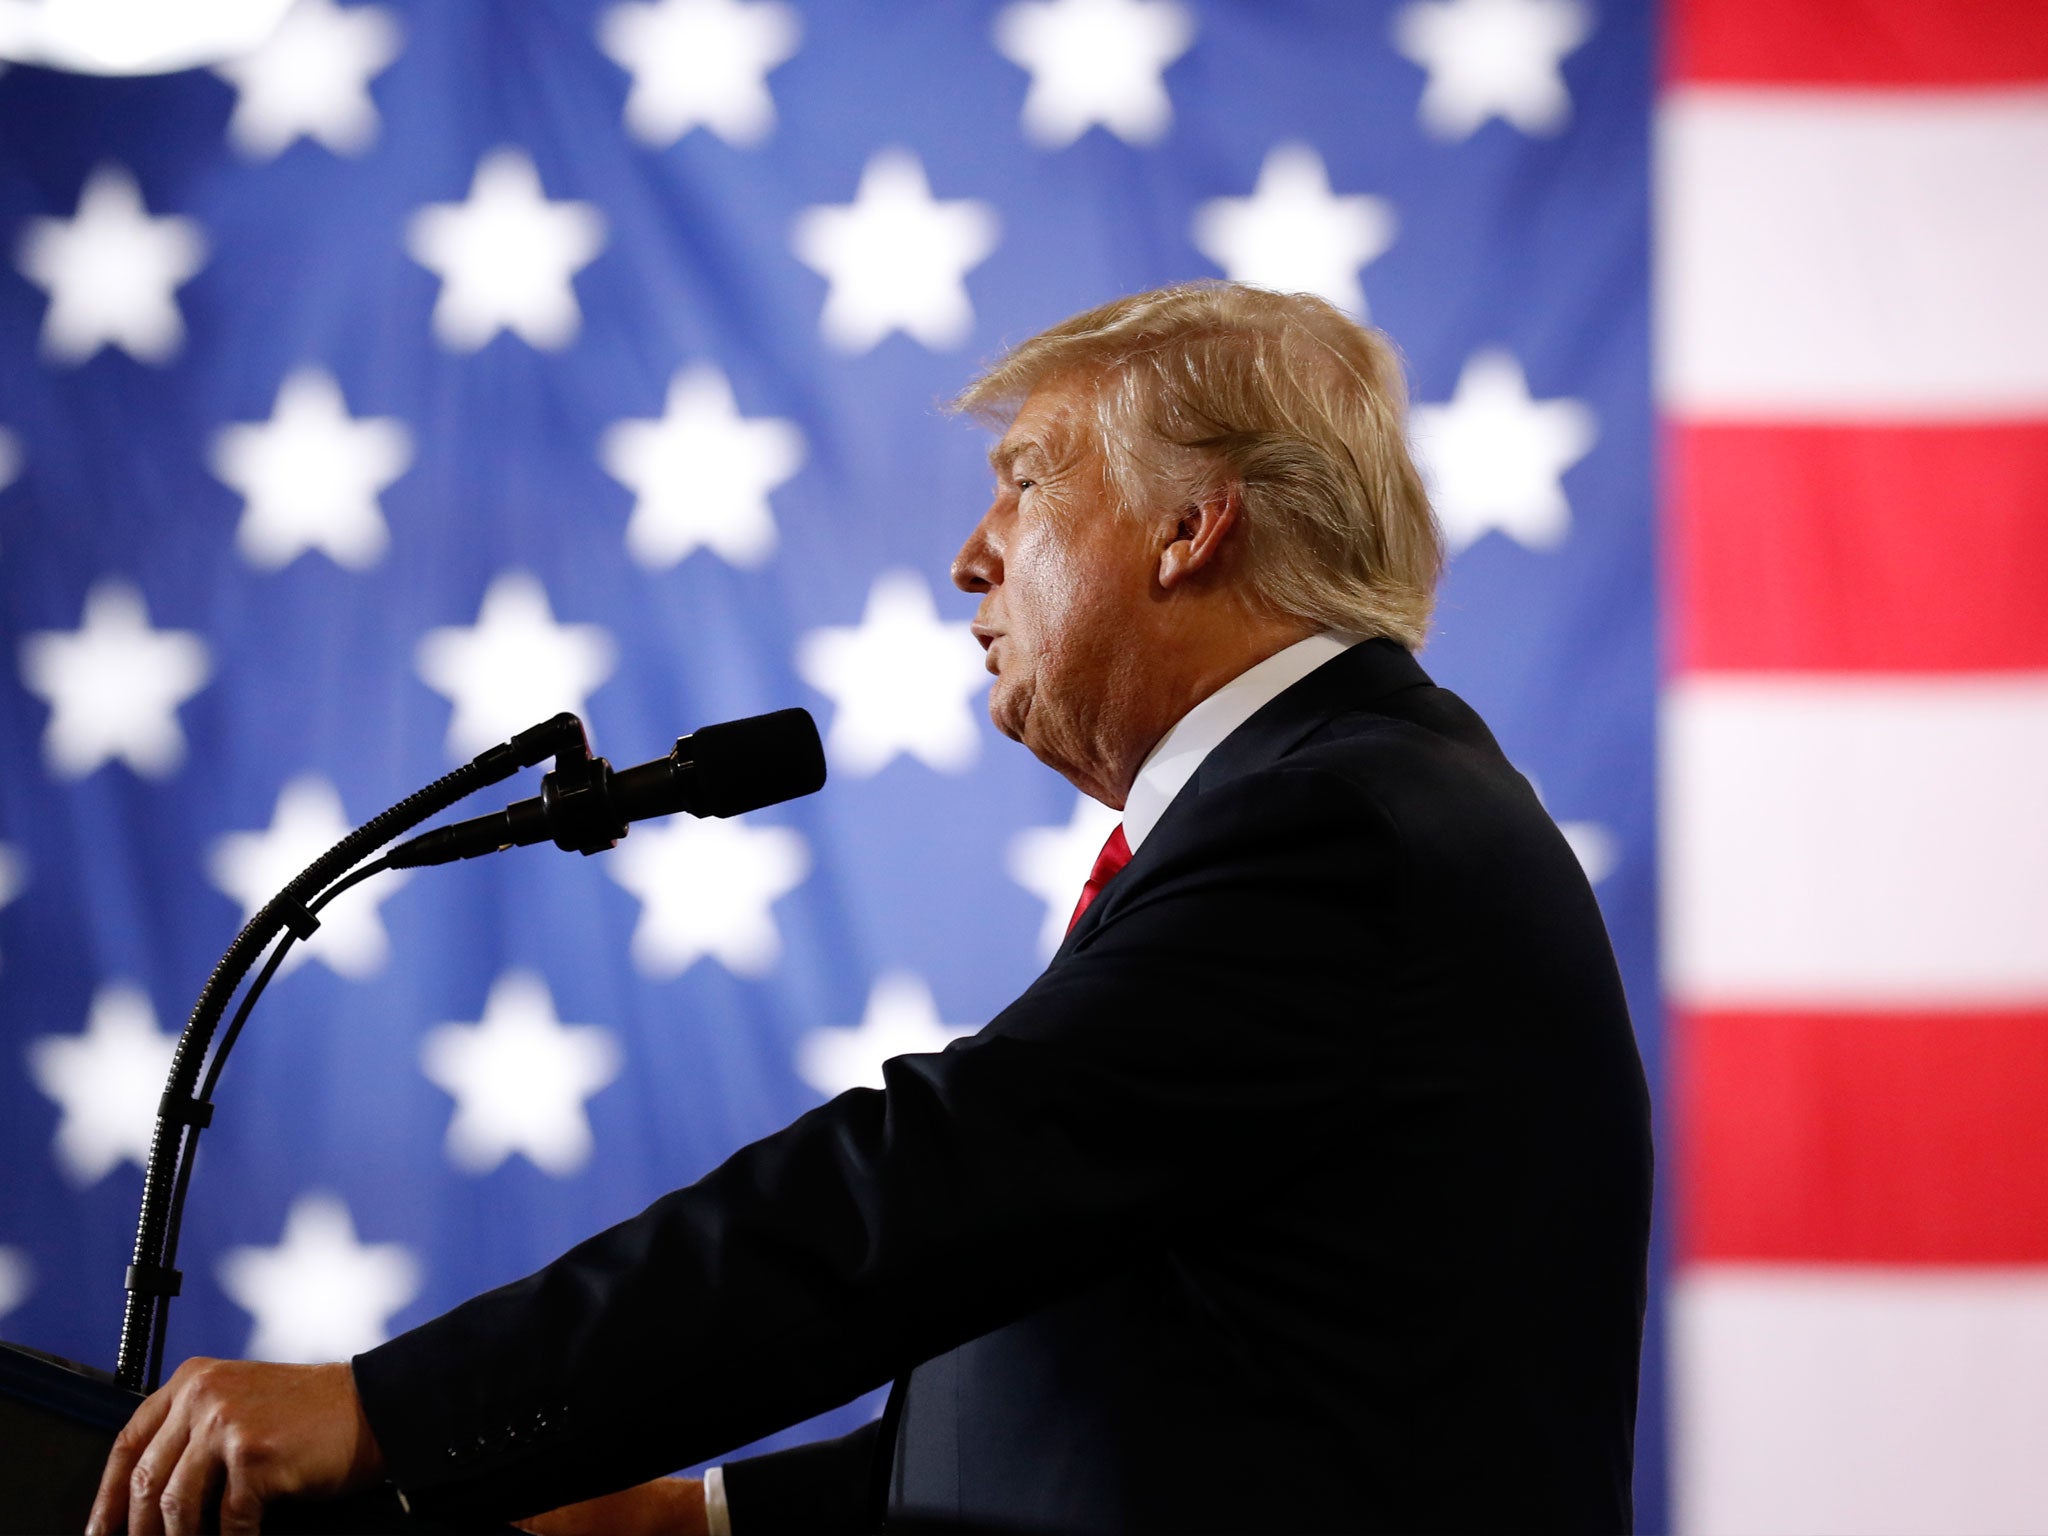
[1015, 478, 1035, 492]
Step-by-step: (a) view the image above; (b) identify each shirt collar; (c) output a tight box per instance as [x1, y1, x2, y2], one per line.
[1120, 632, 1358, 853]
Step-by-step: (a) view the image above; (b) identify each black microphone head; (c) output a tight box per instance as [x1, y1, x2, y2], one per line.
[684, 708, 827, 817]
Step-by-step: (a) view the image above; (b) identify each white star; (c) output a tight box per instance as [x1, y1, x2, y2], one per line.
[19, 580, 211, 780]
[0, 0, 296, 75]
[992, 0, 1194, 148]
[208, 776, 409, 978]
[420, 971, 621, 1176]
[213, 0, 403, 159]
[792, 150, 1000, 352]
[27, 983, 178, 1185]
[1411, 350, 1596, 553]
[1391, 0, 1592, 140]
[597, 0, 800, 148]
[796, 973, 976, 1097]
[1525, 774, 1619, 887]
[1191, 144, 1396, 320]
[0, 1247, 28, 1323]
[415, 571, 617, 761]
[217, 1193, 420, 1362]
[405, 149, 607, 353]
[210, 368, 413, 571]
[599, 366, 804, 570]
[15, 163, 206, 364]
[1560, 819, 1618, 885]
[796, 570, 989, 776]
[0, 842, 23, 972]
[1006, 792, 1123, 960]
[606, 816, 808, 979]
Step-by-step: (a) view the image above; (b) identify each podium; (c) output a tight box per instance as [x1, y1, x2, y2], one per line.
[0, 1341, 515, 1535]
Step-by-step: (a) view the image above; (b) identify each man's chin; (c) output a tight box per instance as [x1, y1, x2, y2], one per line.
[987, 687, 1028, 745]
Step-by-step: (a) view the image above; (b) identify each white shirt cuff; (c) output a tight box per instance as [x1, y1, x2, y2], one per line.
[703, 1463, 732, 1536]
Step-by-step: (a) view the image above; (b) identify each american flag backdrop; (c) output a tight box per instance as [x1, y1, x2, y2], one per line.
[0, 1, 2036, 1531]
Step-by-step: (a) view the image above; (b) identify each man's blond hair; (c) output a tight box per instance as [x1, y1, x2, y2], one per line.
[955, 281, 1442, 649]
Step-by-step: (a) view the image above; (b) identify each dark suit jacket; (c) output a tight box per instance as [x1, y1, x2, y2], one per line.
[352, 639, 1653, 1534]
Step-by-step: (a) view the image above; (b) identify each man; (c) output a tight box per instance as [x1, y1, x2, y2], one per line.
[93, 281, 1652, 1536]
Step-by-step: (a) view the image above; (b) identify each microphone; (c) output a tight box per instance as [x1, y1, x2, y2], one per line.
[388, 708, 825, 869]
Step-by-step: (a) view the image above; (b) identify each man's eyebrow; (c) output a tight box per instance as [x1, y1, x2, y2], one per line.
[990, 430, 1055, 476]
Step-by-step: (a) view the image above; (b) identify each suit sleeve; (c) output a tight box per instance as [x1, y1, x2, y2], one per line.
[717, 1420, 881, 1534]
[350, 765, 1402, 1523]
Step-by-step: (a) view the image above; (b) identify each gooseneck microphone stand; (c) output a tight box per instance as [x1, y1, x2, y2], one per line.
[111, 701, 826, 1394]
[113, 711, 592, 1393]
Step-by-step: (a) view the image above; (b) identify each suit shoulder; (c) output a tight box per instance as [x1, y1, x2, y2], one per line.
[1279, 686, 1528, 818]
[1259, 687, 1588, 895]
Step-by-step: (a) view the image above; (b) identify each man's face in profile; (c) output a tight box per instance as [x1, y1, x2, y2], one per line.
[952, 376, 1162, 803]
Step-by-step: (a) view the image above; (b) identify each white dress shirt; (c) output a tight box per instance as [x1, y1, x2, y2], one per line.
[704, 1463, 731, 1536]
[702, 632, 1358, 1536]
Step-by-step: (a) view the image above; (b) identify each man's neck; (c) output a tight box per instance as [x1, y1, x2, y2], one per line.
[1101, 614, 1319, 807]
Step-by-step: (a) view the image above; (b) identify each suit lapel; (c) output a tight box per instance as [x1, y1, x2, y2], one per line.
[1188, 637, 1430, 798]
[1053, 639, 1432, 956]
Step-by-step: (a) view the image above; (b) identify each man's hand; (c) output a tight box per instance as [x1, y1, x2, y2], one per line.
[512, 1476, 709, 1536]
[87, 1357, 384, 1536]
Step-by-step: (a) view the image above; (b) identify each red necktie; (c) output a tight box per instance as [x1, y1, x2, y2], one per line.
[1067, 823, 1132, 933]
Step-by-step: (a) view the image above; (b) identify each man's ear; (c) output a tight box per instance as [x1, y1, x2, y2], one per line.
[1157, 482, 1243, 589]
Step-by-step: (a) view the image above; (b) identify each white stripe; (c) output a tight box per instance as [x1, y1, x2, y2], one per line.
[1662, 674, 2048, 1007]
[1674, 1266, 2048, 1535]
[1658, 87, 2048, 418]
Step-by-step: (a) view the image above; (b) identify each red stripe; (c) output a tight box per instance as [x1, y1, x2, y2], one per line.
[1668, 420, 2048, 672]
[1669, 0, 2048, 86]
[1677, 1007, 2048, 1264]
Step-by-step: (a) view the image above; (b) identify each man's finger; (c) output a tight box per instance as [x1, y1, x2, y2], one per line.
[218, 1472, 267, 1536]
[123, 1389, 194, 1536]
[88, 1380, 177, 1536]
[157, 1419, 226, 1536]
[216, 1403, 271, 1536]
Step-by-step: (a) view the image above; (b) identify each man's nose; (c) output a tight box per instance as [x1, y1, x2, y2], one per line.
[952, 510, 1000, 594]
